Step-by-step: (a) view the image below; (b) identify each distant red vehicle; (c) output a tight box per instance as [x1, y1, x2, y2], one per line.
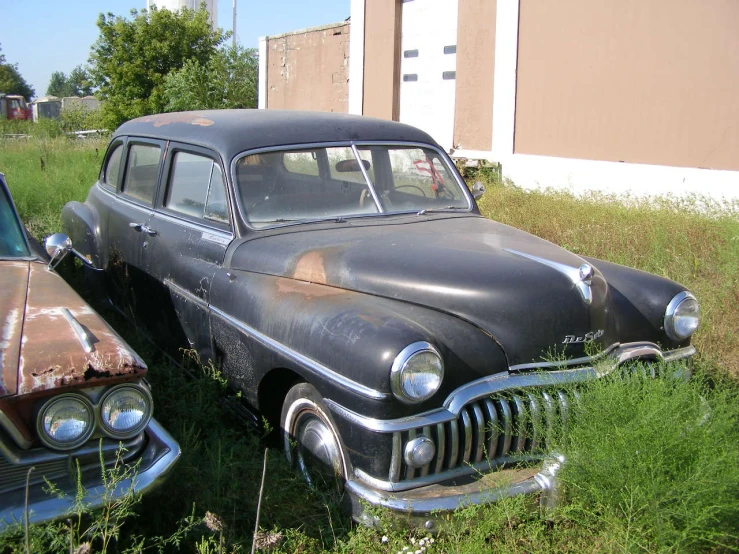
[0, 94, 32, 120]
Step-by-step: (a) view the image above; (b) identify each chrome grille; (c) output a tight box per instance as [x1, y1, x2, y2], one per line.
[395, 389, 580, 482]
[0, 456, 69, 494]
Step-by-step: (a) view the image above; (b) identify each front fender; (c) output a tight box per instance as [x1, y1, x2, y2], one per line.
[62, 200, 103, 268]
[585, 256, 690, 348]
[209, 269, 509, 421]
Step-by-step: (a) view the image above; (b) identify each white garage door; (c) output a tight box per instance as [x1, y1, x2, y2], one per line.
[399, 0, 459, 152]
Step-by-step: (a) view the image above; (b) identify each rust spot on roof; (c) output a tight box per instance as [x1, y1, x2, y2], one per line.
[139, 113, 215, 128]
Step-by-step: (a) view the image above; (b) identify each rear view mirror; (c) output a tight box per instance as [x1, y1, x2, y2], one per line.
[335, 159, 370, 173]
[471, 181, 485, 200]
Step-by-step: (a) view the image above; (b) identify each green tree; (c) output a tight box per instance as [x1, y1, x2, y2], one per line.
[0, 44, 35, 100]
[47, 66, 94, 97]
[88, 6, 226, 129]
[163, 45, 258, 112]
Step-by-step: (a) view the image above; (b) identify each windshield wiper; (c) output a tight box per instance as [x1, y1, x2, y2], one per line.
[416, 206, 468, 215]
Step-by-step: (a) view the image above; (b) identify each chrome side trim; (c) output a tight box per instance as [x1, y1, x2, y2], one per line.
[324, 342, 695, 432]
[164, 279, 208, 310]
[210, 307, 389, 401]
[61, 308, 94, 353]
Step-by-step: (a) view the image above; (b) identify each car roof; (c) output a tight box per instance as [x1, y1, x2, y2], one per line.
[113, 110, 440, 161]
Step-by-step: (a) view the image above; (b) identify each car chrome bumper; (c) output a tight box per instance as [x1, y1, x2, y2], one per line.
[0, 418, 180, 532]
[345, 456, 564, 530]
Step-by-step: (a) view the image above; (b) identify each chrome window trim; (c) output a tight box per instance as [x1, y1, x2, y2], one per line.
[324, 342, 695, 433]
[230, 140, 474, 232]
[210, 306, 389, 401]
[153, 207, 233, 236]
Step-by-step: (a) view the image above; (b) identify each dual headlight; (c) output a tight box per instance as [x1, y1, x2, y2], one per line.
[391, 341, 444, 404]
[664, 291, 700, 341]
[37, 384, 153, 451]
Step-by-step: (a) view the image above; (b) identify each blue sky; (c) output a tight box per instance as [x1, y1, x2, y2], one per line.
[0, 0, 349, 99]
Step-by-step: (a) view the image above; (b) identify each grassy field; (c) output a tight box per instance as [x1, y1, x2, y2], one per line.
[1, 134, 738, 553]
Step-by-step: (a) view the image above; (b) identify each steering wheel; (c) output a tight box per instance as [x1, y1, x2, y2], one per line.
[359, 188, 372, 209]
[394, 184, 427, 197]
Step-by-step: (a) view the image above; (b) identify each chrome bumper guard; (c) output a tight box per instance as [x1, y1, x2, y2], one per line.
[0, 418, 180, 532]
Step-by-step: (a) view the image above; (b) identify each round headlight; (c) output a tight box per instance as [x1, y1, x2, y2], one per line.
[100, 385, 153, 439]
[37, 395, 94, 451]
[664, 291, 700, 341]
[390, 342, 444, 403]
[404, 435, 436, 468]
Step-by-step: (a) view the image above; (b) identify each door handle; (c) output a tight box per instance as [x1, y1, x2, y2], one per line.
[128, 222, 157, 236]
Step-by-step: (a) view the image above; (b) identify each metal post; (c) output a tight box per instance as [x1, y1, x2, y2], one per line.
[233, 0, 237, 48]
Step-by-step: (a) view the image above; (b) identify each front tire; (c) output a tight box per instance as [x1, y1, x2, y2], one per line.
[281, 383, 346, 490]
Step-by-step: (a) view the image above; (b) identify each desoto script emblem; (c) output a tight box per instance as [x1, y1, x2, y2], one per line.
[563, 329, 605, 344]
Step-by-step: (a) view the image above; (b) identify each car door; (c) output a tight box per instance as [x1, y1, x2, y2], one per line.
[105, 138, 165, 314]
[140, 144, 233, 359]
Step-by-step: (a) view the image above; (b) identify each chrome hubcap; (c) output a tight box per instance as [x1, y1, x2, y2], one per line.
[295, 413, 343, 488]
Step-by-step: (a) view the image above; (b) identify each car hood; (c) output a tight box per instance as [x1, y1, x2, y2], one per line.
[0, 260, 147, 398]
[229, 215, 613, 367]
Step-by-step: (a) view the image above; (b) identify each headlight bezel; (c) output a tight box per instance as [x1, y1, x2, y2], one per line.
[390, 341, 444, 404]
[664, 290, 700, 341]
[99, 384, 153, 440]
[36, 393, 95, 451]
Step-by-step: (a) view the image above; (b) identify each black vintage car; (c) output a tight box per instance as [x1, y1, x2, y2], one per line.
[62, 110, 699, 528]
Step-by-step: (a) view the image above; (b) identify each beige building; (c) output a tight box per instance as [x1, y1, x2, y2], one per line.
[258, 0, 739, 201]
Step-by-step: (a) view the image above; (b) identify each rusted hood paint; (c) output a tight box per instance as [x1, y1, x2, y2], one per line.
[0, 262, 27, 397]
[0, 260, 146, 397]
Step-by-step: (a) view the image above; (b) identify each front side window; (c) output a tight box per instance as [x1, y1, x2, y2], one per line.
[233, 144, 469, 229]
[165, 152, 229, 226]
[122, 144, 161, 205]
[0, 187, 30, 258]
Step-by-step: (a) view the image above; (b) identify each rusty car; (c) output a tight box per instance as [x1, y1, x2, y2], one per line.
[0, 172, 180, 531]
[61, 110, 699, 528]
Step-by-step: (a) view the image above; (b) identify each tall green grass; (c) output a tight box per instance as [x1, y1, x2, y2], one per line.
[1, 139, 738, 552]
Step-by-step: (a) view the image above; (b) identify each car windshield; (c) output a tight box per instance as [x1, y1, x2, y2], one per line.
[234, 144, 470, 228]
[0, 185, 31, 258]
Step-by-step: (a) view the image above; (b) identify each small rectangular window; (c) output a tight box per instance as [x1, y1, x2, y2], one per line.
[403, 74, 418, 82]
[404, 49, 419, 58]
[443, 45, 456, 55]
[103, 143, 124, 189]
[122, 144, 161, 204]
[442, 71, 456, 80]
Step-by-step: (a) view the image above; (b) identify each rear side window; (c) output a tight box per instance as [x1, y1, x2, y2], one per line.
[103, 144, 123, 189]
[122, 144, 161, 204]
[165, 152, 229, 226]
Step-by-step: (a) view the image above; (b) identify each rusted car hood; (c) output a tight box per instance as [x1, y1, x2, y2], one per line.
[0, 260, 146, 398]
[229, 215, 612, 366]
